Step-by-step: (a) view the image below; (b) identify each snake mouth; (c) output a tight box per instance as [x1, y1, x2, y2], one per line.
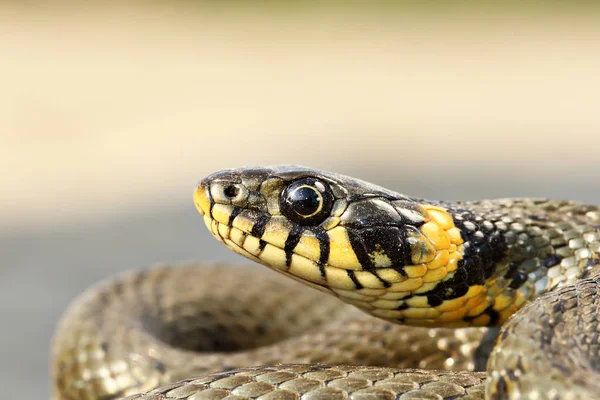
[203, 215, 334, 296]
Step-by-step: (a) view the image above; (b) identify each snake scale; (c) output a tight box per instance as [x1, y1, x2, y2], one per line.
[52, 166, 600, 400]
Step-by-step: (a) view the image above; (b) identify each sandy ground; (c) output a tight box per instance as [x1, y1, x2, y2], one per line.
[1, 4, 599, 398]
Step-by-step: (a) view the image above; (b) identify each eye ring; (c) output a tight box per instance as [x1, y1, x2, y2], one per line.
[279, 178, 334, 226]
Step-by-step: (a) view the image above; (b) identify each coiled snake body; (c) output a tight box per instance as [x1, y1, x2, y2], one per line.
[52, 166, 600, 400]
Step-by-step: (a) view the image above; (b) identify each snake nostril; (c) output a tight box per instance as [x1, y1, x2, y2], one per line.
[223, 185, 239, 199]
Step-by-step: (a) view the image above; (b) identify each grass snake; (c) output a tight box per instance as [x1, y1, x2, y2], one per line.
[52, 166, 600, 400]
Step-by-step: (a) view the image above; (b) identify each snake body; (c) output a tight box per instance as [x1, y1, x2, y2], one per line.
[52, 166, 600, 399]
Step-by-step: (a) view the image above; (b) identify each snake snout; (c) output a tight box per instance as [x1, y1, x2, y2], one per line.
[194, 181, 211, 216]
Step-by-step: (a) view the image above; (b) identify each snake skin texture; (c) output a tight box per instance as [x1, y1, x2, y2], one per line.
[52, 166, 600, 400]
[121, 364, 488, 400]
[52, 265, 489, 399]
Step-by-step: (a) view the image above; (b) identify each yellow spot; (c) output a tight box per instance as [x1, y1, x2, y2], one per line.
[446, 227, 464, 245]
[293, 234, 321, 262]
[421, 222, 451, 250]
[376, 269, 406, 284]
[404, 264, 428, 278]
[435, 297, 467, 312]
[324, 266, 358, 290]
[355, 271, 387, 289]
[261, 217, 292, 248]
[369, 245, 393, 268]
[259, 244, 287, 270]
[422, 267, 448, 283]
[327, 227, 362, 270]
[242, 236, 262, 256]
[211, 204, 234, 226]
[288, 255, 326, 284]
[408, 233, 436, 264]
[405, 296, 429, 308]
[427, 250, 449, 270]
[424, 207, 454, 230]
[389, 278, 423, 292]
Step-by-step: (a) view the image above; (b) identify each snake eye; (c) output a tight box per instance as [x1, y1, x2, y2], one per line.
[280, 178, 333, 225]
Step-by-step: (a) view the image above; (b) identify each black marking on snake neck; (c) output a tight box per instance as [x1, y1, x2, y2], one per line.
[346, 226, 412, 274]
[421, 267, 470, 301]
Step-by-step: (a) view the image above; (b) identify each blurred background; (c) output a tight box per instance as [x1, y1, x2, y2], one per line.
[2, 1, 599, 398]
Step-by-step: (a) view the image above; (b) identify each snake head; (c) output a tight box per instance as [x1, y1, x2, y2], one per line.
[196, 166, 483, 326]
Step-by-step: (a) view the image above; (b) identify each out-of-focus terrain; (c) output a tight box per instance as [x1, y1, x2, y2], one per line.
[1, 3, 599, 398]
